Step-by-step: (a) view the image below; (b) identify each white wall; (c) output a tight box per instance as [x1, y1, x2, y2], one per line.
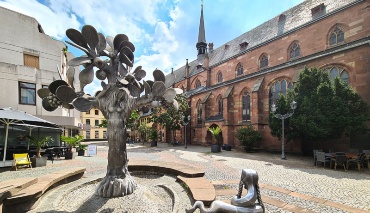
[0, 6, 81, 129]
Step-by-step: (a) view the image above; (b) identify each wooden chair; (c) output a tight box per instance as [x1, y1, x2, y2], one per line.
[331, 155, 347, 171]
[13, 153, 32, 171]
[347, 153, 366, 171]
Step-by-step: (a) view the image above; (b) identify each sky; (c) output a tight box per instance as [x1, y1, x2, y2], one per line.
[0, 0, 304, 95]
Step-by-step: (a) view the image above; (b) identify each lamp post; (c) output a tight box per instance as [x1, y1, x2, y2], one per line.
[271, 100, 297, 160]
[183, 115, 191, 149]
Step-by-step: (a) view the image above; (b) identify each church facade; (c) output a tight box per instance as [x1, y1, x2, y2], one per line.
[165, 0, 370, 154]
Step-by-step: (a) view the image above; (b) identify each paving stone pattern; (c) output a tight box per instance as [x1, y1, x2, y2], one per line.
[1, 142, 369, 213]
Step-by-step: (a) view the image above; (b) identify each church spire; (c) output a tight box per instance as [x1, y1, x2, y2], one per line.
[196, 0, 207, 56]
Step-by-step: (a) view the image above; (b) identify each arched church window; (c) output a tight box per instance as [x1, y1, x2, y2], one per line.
[217, 72, 223, 83]
[329, 26, 344, 46]
[197, 103, 202, 125]
[289, 42, 301, 59]
[242, 90, 250, 121]
[218, 97, 223, 115]
[323, 67, 349, 85]
[260, 54, 268, 69]
[236, 64, 244, 76]
[269, 79, 293, 110]
[195, 79, 201, 89]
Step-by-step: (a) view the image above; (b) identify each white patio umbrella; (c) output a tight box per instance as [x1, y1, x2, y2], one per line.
[0, 107, 59, 165]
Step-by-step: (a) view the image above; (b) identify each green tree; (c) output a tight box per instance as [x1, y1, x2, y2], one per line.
[152, 94, 189, 143]
[26, 135, 53, 158]
[61, 135, 84, 153]
[99, 119, 107, 128]
[290, 67, 368, 147]
[235, 125, 263, 152]
[137, 123, 150, 144]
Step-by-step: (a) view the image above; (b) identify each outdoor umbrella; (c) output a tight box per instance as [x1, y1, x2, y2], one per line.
[0, 107, 59, 165]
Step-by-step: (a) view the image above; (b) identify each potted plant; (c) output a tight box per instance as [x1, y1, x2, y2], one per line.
[235, 125, 263, 152]
[61, 135, 83, 159]
[26, 135, 53, 167]
[148, 128, 158, 147]
[77, 143, 88, 156]
[209, 126, 222, 153]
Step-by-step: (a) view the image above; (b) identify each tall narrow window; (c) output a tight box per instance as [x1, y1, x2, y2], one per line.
[86, 119, 90, 125]
[197, 104, 202, 125]
[95, 110, 99, 115]
[329, 26, 344, 46]
[236, 64, 244, 76]
[242, 90, 250, 121]
[260, 54, 268, 69]
[218, 98, 223, 115]
[86, 131, 91, 139]
[95, 131, 99, 138]
[24, 53, 39, 69]
[217, 72, 223, 83]
[195, 79, 201, 88]
[19, 82, 36, 105]
[289, 43, 300, 59]
[95, 120, 99, 126]
[103, 131, 107, 139]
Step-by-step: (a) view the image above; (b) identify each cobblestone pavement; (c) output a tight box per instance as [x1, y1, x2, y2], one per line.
[1, 141, 369, 213]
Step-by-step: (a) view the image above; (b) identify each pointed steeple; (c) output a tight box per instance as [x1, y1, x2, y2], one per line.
[196, 0, 207, 56]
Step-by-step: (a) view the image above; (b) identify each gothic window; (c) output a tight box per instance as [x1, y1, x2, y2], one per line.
[269, 79, 293, 110]
[195, 79, 201, 88]
[242, 90, 251, 121]
[236, 64, 244, 76]
[218, 97, 223, 115]
[197, 103, 202, 125]
[323, 67, 349, 85]
[260, 54, 268, 69]
[289, 42, 300, 59]
[217, 72, 223, 83]
[329, 26, 344, 46]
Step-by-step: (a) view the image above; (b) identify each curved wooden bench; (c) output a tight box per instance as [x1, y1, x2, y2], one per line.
[0, 177, 37, 204]
[129, 160, 205, 177]
[176, 176, 216, 206]
[3, 167, 86, 212]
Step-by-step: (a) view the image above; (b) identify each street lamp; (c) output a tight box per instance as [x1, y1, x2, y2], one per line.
[271, 100, 297, 160]
[183, 115, 191, 149]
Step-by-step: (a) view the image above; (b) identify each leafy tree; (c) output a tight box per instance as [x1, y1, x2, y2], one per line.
[235, 125, 263, 152]
[137, 123, 150, 144]
[61, 135, 84, 153]
[99, 119, 107, 128]
[148, 128, 159, 142]
[127, 109, 140, 129]
[152, 94, 189, 143]
[290, 67, 368, 147]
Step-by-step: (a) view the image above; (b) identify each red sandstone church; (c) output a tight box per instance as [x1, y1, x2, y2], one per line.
[163, 0, 370, 154]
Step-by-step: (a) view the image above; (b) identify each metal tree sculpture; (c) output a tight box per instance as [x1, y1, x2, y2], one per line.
[38, 25, 180, 198]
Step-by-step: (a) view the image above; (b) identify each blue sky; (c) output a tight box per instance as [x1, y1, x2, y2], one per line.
[0, 0, 304, 95]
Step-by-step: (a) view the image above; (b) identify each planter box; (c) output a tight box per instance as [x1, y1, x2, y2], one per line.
[30, 156, 47, 167]
[151, 141, 157, 147]
[77, 149, 85, 156]
[65, 152, 77, 160]
[211, 144, 221, 153]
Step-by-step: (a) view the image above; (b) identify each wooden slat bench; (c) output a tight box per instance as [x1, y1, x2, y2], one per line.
[176, 176, 216, 206]
[2, 167, 86, 212]
[0, 177, 37, 204]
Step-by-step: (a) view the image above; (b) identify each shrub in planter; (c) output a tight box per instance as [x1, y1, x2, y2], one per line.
[61, 135, 83, 159]
[77, 144, 88, 156]
[235, 125, 263, 152]
[209, 126, 222, 153]
[26, 135, 53, 167]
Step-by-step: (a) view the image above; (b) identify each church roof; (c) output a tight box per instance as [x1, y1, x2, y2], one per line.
[167, 0, 359, 84]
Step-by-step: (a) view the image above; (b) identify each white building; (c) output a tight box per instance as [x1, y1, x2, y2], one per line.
[0, 6, 81, 137]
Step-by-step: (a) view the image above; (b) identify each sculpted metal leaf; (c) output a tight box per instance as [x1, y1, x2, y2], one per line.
[113, 34, 129, 51]
[118, 63, 128, 77]
[152, 81, 166, 97]
[153, 69, 165, 83]
[49, 80, 68, 94]
[37, 88, 50, 99]
[79, 64, 94, 91]
[119, 53, 133, 67]
[172, 99, 179, 111]
[62, 103, 74, 109]
[68, 56, 92, 66]
[129, 84, 140, 97]
[143, 81, 151, 96]
[174, 88, 183, 94]
[163, 88, 176, 102]
[96, 33, 107, 54]
[56, 85, 77, 103]
[66, 29, 89, 49]
[81, 25, 99, 51]
[72, 97, 93, 112]
[106, 36, 114, 49]
[120, 46, 134, 61]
